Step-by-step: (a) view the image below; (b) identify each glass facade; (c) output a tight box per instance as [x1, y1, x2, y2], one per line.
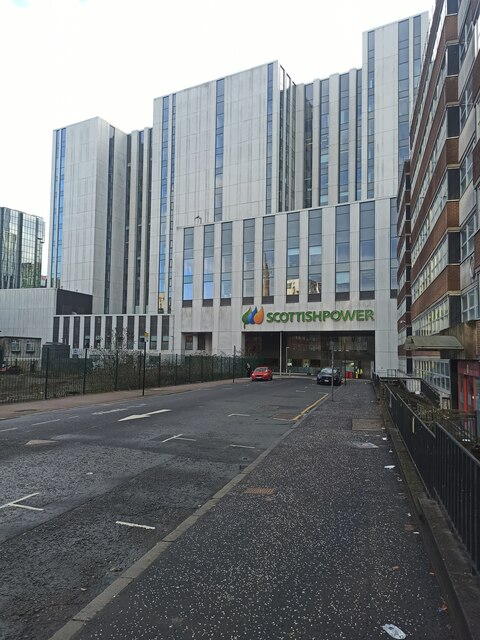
[0, 208, 44, 289]
[243, 219, 255, 299]
[158, 96, 169, 312]
[335, 205, 350, 296]
[168, 95, 176, 314]
[308, 209, 322, 300]
[262, 216, 275, 300]
[303, 83, 313, 208]
[266, 64, 273, 214]
[398, 20, 410, 180]
[359, 201, 375, 296]
[122, 135, 132, 313]
[355, 70, 362, 201]
[182, 227, 194, 303]
[215, 80, 224, 221]
[413, 15, 422, 100]
[367, 32, 375, 199]
[134, 130, 143, 312]
[221, 222, 232, 301]
[338, 73, 350, 203]
[286, 212, 300, 297]
[203, 224, 214, 301]
[319, 79, 329, 206]
[50, 127, 65, 287]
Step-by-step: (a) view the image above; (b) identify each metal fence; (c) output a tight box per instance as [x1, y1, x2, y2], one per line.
[378, 378, 480, 575]
[0, 351, 259, 405]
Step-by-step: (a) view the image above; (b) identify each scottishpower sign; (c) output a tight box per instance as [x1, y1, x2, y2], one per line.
[242, 306, 374, 325]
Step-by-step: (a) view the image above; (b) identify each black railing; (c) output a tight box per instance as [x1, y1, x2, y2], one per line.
[381, 380, 480, 575]
[0, 352, 260, 406]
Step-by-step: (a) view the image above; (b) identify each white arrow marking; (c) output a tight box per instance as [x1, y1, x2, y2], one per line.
[118, 409, 171, 422]
[0, 492, 44, 511]
[116, 520, 155, 530]
[161, 433, 183, 443]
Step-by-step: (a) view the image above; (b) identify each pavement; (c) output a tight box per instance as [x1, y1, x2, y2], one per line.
[1, 379, 478, 639]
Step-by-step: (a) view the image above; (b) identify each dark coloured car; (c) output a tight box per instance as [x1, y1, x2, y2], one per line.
[317, 367, 341, 386]
[251, 366, 273, 381]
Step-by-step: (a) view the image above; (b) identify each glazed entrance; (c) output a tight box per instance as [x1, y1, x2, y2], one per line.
[244, 331, 375, 378]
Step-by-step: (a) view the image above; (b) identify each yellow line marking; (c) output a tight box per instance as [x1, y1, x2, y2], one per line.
[293, 394, 328, 421]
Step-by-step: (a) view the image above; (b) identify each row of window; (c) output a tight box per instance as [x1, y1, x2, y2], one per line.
[182, 205, 386, 303]
[412, 237, 448, 301]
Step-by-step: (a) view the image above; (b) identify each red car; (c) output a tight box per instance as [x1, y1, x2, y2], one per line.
[251, 366, 273, 381]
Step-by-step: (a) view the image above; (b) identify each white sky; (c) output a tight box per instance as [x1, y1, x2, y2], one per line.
[1, 0, 431, 271]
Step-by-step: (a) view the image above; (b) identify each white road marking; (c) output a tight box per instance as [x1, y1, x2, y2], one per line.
[116, 520, 155, 530]
[161, 433, 183, 443]
[31, 419, 61, 426]
[175, 437, 197, 442]
[0, 427, 17, 433]
[66, 415, 79, 420]
[0, 492, 43, 512]
[229, 444, 255, 449]
[228, 413, 250, 417]
[118, 409, 171, 422]
[295, 390, 306, 393]
[92, 408, 130, 415]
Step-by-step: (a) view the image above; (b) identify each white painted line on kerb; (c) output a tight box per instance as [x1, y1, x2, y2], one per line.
[118, 409, 171, 422]
[0, 427, 17, 433]
[228, 413, 250, 417]
[229, 444, 255, 449]
[31, 419, 61, 426]
[161, 433, 183, 443]
[116, 520, 155, 530]
[175, 437, 197, 442]
[0, 492, 43, 512]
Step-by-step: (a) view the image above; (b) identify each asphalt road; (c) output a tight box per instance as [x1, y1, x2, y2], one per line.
[0, 377, 325, 640]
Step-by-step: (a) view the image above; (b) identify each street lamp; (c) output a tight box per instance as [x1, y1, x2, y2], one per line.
[285, 346, 289, 375]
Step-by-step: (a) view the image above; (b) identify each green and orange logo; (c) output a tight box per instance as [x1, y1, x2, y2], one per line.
[242, 306, 264, 325]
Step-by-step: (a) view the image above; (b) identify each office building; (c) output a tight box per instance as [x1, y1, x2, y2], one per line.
[0, 207, 44, 289]
[49, 13, 428, 375]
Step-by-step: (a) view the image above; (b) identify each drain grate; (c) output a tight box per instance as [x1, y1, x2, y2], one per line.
[243, 487, 275, 495]
[352, 419, 383, 431]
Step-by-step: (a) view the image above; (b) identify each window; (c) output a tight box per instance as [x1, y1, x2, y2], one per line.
[461, 214, 476, 260]
[243, 219, 255, 299]
[335, 205, 350, 295]
[308, 209, 322, 300]
[183, 227, 194, 302]
[460, 141, 474, 195]
[360, 202, 375, 296]
[221, 222, 232, 301]
[10, 340, 20, 352]
[462, 287, 478, 321]
[203, 225, 214, 301]
[26, 341, 35, 353]
[286, 213, 300, 297]
[185, 334, 193, 351]
[459, 75, 473, 129]
[262, 217, 275, 300]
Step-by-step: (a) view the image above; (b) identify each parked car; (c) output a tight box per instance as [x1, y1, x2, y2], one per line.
[0, 364, 23, 375]
[251, 366, 273, 381]
[317, 367, 341, 386]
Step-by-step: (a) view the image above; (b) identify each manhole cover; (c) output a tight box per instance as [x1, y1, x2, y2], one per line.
[352, 419, 383, 431]
[244, 487, 275, 495]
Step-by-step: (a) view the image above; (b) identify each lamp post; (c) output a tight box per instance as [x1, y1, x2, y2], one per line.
[285, 346, 289, 376]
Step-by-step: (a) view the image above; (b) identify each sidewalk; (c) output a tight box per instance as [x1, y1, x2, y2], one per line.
[51, 382, 458, 640]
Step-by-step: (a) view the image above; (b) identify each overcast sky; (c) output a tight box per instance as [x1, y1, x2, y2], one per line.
[1, 0, 431, 270]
